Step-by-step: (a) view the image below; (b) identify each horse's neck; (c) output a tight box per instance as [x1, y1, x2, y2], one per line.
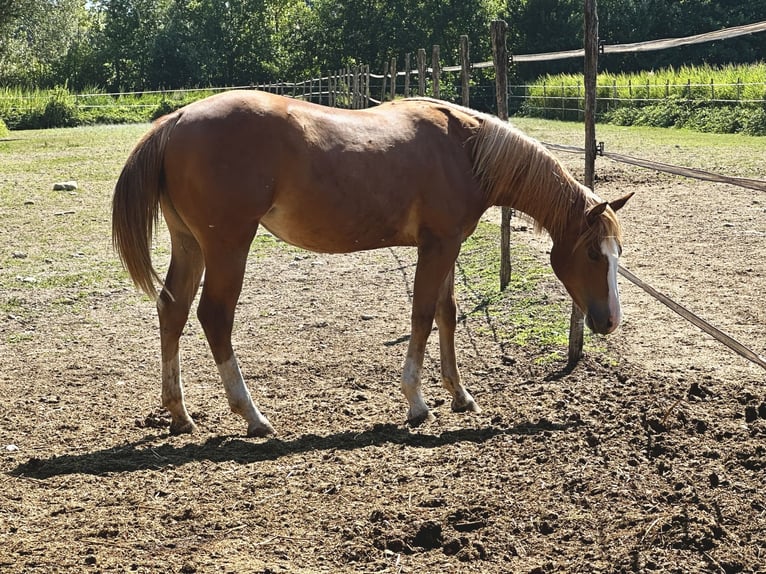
[492, 151, 587, 242]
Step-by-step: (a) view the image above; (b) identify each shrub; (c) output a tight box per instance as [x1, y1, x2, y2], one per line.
[151, 98, 182, 120]
[740, 108, 766, 136]
[683, 105, 742, 134]
[635, 98, 691, 128]
[0, 117, 9, 137]
[602, 106, 640, 126]
[40, 87, 79, 128]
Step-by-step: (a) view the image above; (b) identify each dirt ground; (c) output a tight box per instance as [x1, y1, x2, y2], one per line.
[1, 122, 764, 574]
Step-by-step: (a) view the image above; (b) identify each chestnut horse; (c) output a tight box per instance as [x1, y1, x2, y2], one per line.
[113, 90, 632, 437]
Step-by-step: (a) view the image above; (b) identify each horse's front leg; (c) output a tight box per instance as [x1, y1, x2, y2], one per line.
[401, 238, 461, 426]
[435, 266, 480, 414]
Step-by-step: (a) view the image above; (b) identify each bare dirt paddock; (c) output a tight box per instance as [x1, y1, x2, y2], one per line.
[1, 120, 764, 573]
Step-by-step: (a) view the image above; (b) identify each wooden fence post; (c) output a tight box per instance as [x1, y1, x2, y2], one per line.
[417, 48, 426, 96]
[491, 20, 512, 291]
[460, 35, 470, 107]
[380, 61, 388, 103]
[431, 45, 441, 98]
[353, 66, 360, 108]
[364, 64, 370, 107]
[568, 0, 599, 364]
[404, 53, 411, 98]
[346, 66, 352, 105]
[390, 57, 398, 101]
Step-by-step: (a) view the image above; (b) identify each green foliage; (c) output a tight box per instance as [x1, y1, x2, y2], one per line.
[0, 86, 221, 129]
[521, 63, 766, 135]
[41, 87, 79, 128]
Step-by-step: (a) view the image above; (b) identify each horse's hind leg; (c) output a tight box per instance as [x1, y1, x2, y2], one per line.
[158, 226, 205, 435]
[435, 266, 480, 414]
[196, 244, 275, 438]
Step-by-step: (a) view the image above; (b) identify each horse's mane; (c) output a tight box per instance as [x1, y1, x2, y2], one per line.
[470, 113, 623, 245]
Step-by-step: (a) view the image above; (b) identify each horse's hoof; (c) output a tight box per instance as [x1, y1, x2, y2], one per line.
[452, 399, 482, 414]
[247, 421, 276, 438]
[406, 409, 435, 427]
[169, 419, 197, 435]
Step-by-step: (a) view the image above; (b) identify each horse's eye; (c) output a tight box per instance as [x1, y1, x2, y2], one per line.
[587, 246, 601, 261]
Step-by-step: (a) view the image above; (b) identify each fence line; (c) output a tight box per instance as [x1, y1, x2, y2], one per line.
[544, 141, 766, 192]
[541, 140, 766, 371]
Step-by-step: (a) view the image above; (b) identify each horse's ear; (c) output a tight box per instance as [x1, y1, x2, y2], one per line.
[608, 192, 635, 213]
[586, 202, 608, 226]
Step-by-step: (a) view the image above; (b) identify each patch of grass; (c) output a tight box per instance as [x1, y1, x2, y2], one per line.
[251, 230, 303, 257]
[6, 332, 35, 344]
[457, 221, 604, 360]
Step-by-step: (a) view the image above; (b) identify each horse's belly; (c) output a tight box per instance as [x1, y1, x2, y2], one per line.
[260, 204, 418, 253]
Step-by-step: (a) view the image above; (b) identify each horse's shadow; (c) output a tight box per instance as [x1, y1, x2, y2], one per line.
[10, 418, 579, 480]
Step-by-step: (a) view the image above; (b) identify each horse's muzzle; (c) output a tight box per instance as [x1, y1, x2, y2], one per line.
[585, 307, 620, 335]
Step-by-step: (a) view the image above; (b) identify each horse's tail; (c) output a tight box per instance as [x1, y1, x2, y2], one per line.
[112, 112, 182, 300]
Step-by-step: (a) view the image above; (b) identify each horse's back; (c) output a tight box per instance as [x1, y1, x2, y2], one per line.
[160, 90, 485, 253]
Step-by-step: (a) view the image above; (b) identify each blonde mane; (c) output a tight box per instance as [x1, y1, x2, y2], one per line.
[470, 115, 622, 245]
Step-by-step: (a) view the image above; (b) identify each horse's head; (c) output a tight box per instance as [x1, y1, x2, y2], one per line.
[550, 192, 633, 335]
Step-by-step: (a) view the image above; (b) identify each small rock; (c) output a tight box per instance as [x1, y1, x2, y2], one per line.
[53, 181, 78, 191]
[745, 406, 758, 423]
[23, 200, 35, 205]
[4, 444, 19, 452]
[11, 252, 27, 259]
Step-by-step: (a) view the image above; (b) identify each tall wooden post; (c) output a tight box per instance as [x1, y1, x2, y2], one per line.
[404, 53, 411, 98]
[460, 35, 470, 107]
[390, 57, 398, 101]
[568, 0, 599, 364]
[417, 49, 427, 96]
[364, 64, 371, 107]
[492, 20, 512, 291]
[352, 66, 362, 110]
[431, 45, 441, 98]
[380, 61, 388, 103]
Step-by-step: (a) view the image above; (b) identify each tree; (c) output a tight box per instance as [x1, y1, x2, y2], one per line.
[0, 0, 88, 87]
[92, 0, 171, 91]
[307, 0, 504, 74]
